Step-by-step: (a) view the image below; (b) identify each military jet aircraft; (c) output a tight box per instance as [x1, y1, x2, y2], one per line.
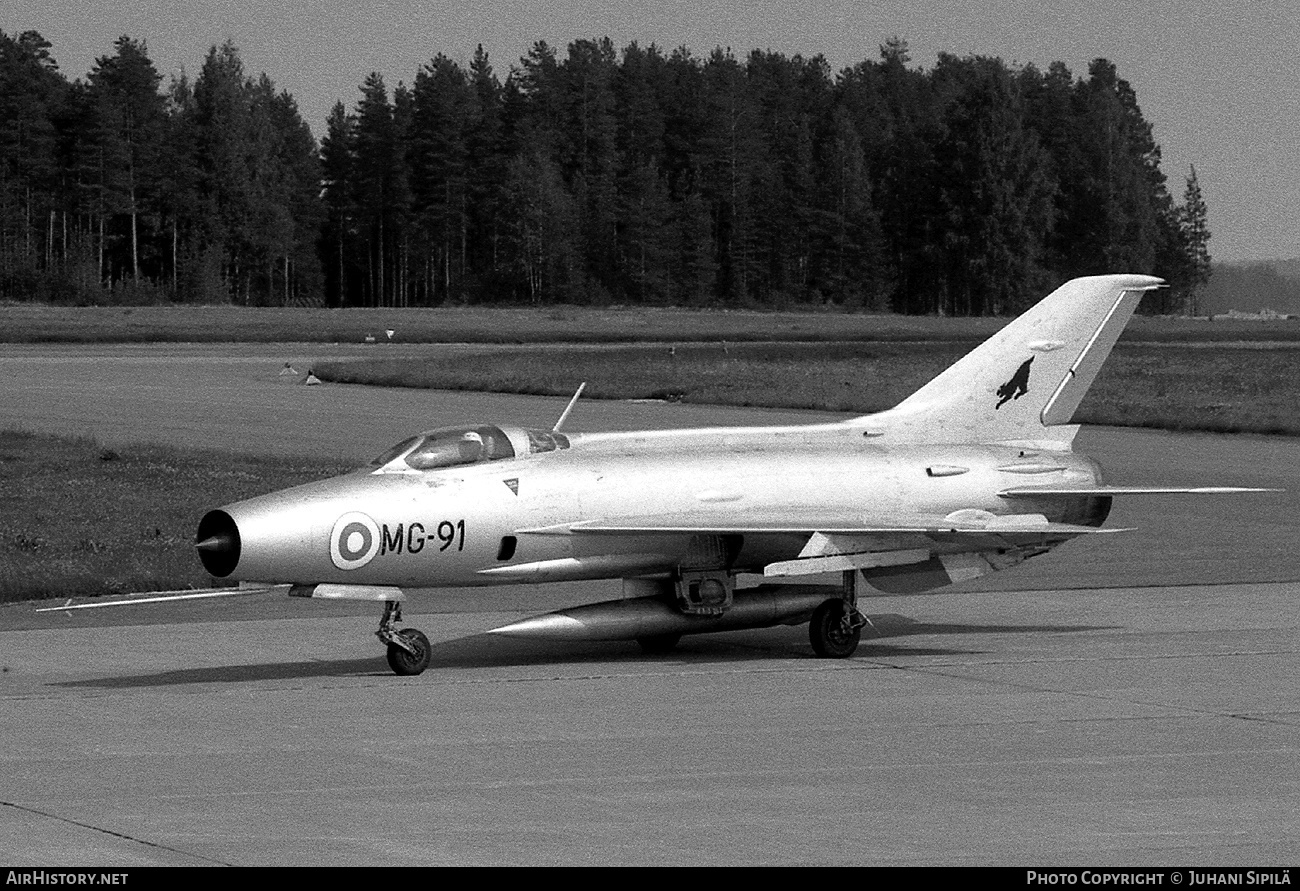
[42, 274, 1271, 674]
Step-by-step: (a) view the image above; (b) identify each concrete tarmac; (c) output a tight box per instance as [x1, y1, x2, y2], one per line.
[1, 344, 1298, 865]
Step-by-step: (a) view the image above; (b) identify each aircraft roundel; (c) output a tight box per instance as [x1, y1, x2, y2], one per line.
[330, 511, 381, 570]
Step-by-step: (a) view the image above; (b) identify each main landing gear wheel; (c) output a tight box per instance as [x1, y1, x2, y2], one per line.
[636, 633, 682, 655]
[809, 598, 863, 658]
[386, 628, 431, 676]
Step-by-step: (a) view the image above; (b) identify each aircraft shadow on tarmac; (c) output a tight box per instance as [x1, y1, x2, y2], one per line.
[55, 614, 1118, 688]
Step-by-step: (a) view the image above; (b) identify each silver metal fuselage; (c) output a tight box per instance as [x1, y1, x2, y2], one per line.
[204, 422, 1105, 589]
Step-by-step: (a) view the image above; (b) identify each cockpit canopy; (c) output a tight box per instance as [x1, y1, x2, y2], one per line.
[368, 425, 569, 473]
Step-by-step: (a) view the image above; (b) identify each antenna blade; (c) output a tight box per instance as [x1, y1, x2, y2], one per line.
[553, 382, 586, 432]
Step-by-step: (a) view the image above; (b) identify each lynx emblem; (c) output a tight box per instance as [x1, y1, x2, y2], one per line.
[996, 357, 1033, 409]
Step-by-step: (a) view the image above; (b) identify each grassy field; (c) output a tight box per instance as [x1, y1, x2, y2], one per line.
[0, 430, 350, 602]
[315, 341, 1300, 435]
[1077, 345, 1300, 434]
[3, 301, 1299, 345]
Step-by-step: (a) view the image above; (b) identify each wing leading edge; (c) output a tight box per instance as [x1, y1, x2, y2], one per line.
[519, 510, 1121, 537]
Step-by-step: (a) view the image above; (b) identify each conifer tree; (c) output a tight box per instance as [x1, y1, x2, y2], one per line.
[411, 55, 472, 304]
[352, 72, 401, 305]
[1181, 164, 1211, 315]
[87, 36, 166, 284]
[465, 46, 508, 295]
[0, 30, 66, 298]
[319, 101, 357, 306]
[931, 55, 1054, 314]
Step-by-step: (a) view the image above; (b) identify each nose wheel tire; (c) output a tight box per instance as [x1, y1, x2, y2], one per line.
[386, 628, 431, 676]
[809, 598, 862, 658]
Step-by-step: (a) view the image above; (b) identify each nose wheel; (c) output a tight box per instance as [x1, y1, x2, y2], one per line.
[377, 600, 430, 675]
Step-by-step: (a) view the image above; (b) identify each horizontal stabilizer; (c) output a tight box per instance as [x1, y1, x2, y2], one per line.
[1000, 485, 1282, 498]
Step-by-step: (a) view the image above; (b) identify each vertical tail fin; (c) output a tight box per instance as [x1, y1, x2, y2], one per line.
[848, 274, 1164, 444]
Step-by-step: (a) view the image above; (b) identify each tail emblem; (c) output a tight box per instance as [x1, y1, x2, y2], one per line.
[996, 357, 1034, 409]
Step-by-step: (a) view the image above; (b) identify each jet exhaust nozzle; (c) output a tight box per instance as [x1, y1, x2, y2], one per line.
[196, 510, 241, 577]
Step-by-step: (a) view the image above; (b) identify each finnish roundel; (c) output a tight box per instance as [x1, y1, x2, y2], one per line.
[330, 511, 381, 570]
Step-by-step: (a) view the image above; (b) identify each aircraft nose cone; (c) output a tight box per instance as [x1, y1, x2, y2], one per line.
[195, 509, 241, 577]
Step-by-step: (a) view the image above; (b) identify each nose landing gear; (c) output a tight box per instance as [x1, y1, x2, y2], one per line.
[377, 600, 431, 675]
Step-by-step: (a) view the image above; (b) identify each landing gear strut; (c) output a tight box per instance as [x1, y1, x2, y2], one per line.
[809, 571, 867, 658]
[377, 599, 430, 676]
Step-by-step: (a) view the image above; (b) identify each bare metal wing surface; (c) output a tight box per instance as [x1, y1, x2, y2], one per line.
[37, 274, 1281, 673]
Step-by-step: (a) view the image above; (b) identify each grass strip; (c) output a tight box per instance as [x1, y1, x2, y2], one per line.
[0, 430, 351, 602]
[314, 342, 1300, 436]
[3, 302, 1298, 345]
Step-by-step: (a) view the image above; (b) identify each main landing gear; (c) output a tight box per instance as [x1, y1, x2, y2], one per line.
[377, 599, 430, 676]
[808, 571, 868, 659]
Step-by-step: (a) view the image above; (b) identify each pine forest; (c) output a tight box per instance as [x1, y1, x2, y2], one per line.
[0, 31, 1211, 315]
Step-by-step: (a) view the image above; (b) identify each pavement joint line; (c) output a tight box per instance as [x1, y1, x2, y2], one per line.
[0, 659, 889, 699]
[45, 745, 1300, 802]
[867, 660, 1300, 729]
[864, 648, 1300, 668]
[1222, 712, 1300, 727]
[0, 800, 233, 866]
[333, 660, 890, 686]
[951, 579, 1300, 593]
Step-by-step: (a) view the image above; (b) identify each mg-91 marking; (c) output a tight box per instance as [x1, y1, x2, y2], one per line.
[380, 520, 466, 556]
[435, 519, 465, 551]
